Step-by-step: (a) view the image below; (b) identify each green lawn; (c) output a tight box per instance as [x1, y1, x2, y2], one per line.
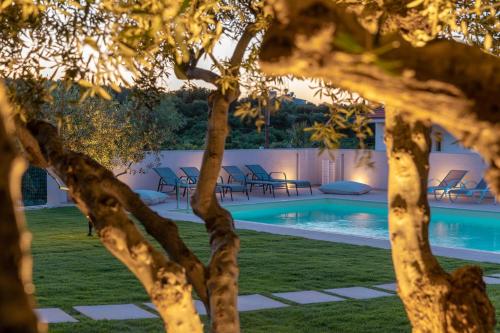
[26, 207, 500, 332]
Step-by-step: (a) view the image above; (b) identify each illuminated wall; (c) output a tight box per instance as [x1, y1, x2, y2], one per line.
[44, 148, 488, 205]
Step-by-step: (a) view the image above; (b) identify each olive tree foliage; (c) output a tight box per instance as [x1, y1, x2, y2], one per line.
[39, 84, 184, 174]
[259, 1, 499, 332]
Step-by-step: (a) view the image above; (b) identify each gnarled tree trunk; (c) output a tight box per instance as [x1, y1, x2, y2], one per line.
[259, 0, 500, 199]
[259, 1, 499, 331]
[385, 108, 494, 332]
[191, 89, 241, 333]
[21, 119, 203, 333]
[0, 84, 40, 333]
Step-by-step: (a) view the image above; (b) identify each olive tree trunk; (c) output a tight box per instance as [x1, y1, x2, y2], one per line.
[190, 90, 241, 333]
[0, 84, 40, 333]
[385, 108, 495, 332]
[259, 0, 500, 198]
[17, 119, 203, 333]
[259, 1, 499, 331]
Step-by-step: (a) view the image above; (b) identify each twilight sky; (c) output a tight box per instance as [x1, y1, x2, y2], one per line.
[164, 36, 326, 105]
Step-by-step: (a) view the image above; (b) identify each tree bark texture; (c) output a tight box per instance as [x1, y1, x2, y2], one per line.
[23, 120, 203, 333]
[0, 84, 40, 333]
[191, 89, 241, 333]
[385, 107, 495, 332]
[259, 0, 500, 199]
[15, 118, 210, 309]
[259, 1, 499, 331]
[173, 22, 258, 333]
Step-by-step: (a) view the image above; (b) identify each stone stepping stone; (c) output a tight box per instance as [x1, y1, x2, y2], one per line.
[324, 287, 393, 300]
[272, 290, 344, 304]
[238, 294, 288, 311]
[488, 273, 500, 278]
[74, 304, 157, 320]
[36, 308, 78, 323]
[144, 300, 207, 316]
[373, 283, 398, 292]
[483, 276, 500, 285]
[145, 294, 287, 315]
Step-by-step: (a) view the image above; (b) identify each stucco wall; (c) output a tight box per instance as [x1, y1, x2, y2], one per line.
[46, 148, 488, 205]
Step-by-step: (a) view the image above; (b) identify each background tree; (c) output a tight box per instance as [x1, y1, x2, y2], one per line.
[259, 0, 499, 332]
[39, 84, 184, 174]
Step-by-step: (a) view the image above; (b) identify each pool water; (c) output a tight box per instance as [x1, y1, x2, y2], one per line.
[228, 199, 500, 252]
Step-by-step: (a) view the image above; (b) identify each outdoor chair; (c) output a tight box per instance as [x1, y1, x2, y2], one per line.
[180, 166, 247, 201]
[245, 164, 313, 196]
[427, 169, 468, 201]
[223, 165, 285, 198]
[153, 167, 197, 207]
[448, 178, 495, 204]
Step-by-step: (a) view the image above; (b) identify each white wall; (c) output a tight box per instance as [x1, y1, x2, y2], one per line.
[116, 148, 486, 192]
[45, 148, 488, 205]
[374, 122, 385, 151]
[46, 174, 69, 206]
[117, 149, 315, 190]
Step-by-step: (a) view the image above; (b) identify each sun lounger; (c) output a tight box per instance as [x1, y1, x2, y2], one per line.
[180, 166, 247, 201]
[448, 178, 493, 203]
[222, 165, 282, 198]
[427, 169, 468, 201]
[153, 167, 197, 207]
[245, 164, 312, 196]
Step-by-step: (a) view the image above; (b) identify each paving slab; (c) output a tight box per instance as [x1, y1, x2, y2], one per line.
[488, 273, 500, 278]
[483, 276, 500, 285]
[238, 294, 288, 311]
[145, 294, 287, 314]
[36, 308, 78, 323]
[272, 290, 344, 304]
[372, 283, 398, 292]
[324, 287, 393, 300]
[74, 304, 157, 320]
[145, 300, 207, 316]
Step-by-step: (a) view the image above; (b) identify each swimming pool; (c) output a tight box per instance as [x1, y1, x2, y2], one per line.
[228, 199, 500, 253]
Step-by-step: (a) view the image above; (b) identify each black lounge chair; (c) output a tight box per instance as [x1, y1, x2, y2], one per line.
[245, 164, 312, 196]
[180, 166, 247, 201]
[223, 165, 287, 198]
[153, 167, 196, 194]
[153, 167, 197, 207]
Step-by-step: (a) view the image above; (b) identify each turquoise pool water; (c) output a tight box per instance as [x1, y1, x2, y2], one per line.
[228, 199, 500, 252]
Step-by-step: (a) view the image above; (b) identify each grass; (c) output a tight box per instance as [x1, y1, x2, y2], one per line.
[26, 207, 500, 332]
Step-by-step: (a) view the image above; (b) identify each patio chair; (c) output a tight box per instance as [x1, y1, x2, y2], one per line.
[180, 166, 246, 201]
[427, 169, 468, 201]
[448, 178, 495, 204]
[153, 167, 197, 207]
[245, 164, 313, 196]
[222, 165, 282, 198]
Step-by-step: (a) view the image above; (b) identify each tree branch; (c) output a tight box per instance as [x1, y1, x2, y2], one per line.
[259, 0, 500, 199]
[192, 91, 240, 333]
[184, 66, 221, 85]
[14, 117, 210, 310]
[0, 84, 39, 333]
[230, 23, 257, 68]
[25, 120, 204, 333]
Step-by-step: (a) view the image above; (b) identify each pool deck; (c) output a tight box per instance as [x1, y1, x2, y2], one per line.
[152, 187, 500, 264]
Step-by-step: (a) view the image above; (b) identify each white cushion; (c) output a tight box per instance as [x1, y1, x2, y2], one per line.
[319, 181, 372, 195]
[134, 190, 169, 205]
